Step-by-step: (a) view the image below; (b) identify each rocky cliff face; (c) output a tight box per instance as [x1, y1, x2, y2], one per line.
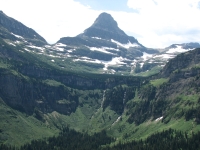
[0, 68, 79, 115]
[161, 48, 200, 77]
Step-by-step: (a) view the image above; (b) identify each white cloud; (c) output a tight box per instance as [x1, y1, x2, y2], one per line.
[127, 0, 156, 10]
[125, 0, 200, 47]
[0, 0, 100, 43]
[0, 0, 200, 48]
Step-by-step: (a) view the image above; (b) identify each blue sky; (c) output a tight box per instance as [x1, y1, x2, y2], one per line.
[74, 0, 134, 12]
[0, 0, 200, 48]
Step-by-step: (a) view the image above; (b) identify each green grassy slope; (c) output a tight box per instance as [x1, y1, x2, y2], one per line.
[0, 99, 59, 146]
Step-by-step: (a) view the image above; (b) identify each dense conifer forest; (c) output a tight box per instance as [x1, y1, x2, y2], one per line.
[1, 128, 200, 150]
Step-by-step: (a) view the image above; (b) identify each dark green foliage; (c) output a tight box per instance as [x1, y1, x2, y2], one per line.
[2, 129, 200, 150]
[139, 84, 156, 101]
[134, 62, 158, 73]
[103, 86, 125, 114]
[103, 86, 136, 115]
[161, 48, 200, 77]
[134, 63, 141, 73]
[185, 106, 200, 123]
[103, 129, 200, 150]
[185, 108, 197, 121]
[196, 108, 200, 124]
[127, 84, 167, 125]
[76, 61, 104, 69]
[18, 127, 113, 150]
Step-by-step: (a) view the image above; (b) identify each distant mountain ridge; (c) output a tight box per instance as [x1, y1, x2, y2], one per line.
[165, 42, 200, 50]
[0, 10, 199, 75]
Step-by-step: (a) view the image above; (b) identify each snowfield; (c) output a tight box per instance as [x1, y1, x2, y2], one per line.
[88, 46, 114, 54]
[111, 39, 139, 48]
[27, 45, 45, 51]
[55, 43, 67, 47]
[142, 52, 153, 61]
[166, 45, 193, 54]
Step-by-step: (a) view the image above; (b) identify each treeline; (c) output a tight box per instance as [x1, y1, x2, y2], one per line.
[0, 127, 114, 150]
[1, 128, 200, 150]
[103, 129, 200, 150]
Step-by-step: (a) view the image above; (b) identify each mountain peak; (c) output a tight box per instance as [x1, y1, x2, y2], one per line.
[78, 12, 139, 43]
[92, 12, 118, 31]
[84, 12, 127, 36]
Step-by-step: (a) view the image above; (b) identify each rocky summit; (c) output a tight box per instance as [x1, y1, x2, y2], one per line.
[78, 12, 138, 44]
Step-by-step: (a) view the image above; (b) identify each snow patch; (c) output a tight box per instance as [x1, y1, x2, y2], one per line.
[73, 56, 130, 72]
[140, 63, 144, 68]
[88, 46, 113, 54]
[24, 48, 30, 52]
[103, 47, 119, 51]
[15, 41, 21, 44]
[48, 54, 57, 58]
[92, 37, 102, 40]
[27, 45, 44, 51]
[11, 33, 24, 39]
[166, 45, 192, 54]
[131, 59, 137, 66]
[54, 47, 64, 51]
[55, 43, 67, 47]
[51, 59, 55, 62]
[103, 57, 127, 70]
[111, 39, 139, 49]
[73, 56, 102, 64]
[111, 69, 116, 73]
[19, 50, 24, 53]
[153, 54, 174, 59]
[68, 49, 76, 53]
[142, 52, 153, 61]
[155, 116, 163, 122]
[45, 45, 51, 48]
[8, 42, 16, 47]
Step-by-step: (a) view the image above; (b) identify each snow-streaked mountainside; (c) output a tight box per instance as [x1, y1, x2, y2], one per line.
[1, 11, 200, 75]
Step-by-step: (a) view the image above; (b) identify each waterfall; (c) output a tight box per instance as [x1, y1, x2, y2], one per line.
[111, 91, 126, 125]
[112, 116, 121, 126]
[91, 90, 106, 119]
[123, 91, 126, 104]
[101, 90, 106, 108]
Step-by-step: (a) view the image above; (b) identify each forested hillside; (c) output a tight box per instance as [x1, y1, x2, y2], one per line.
[1, 128, 200, 150]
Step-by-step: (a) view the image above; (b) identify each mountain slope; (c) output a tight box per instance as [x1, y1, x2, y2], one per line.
[161, 47, 200, 77]
[0, 10, 47, 46]
[1, 10, 198, 76]
[54, 12, 160, 75]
